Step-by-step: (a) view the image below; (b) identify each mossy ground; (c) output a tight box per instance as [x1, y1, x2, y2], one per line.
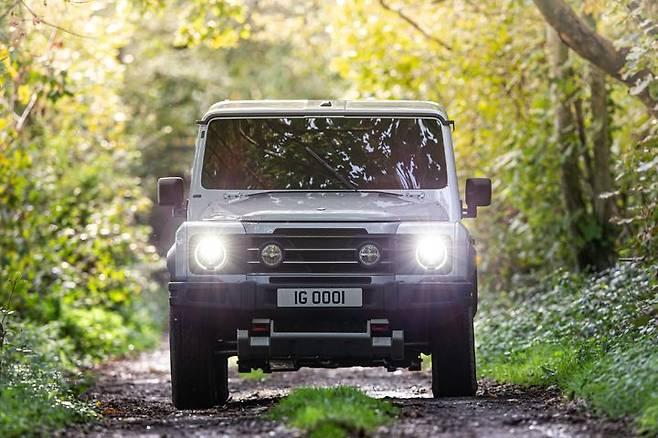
[269, 386, 398, 437]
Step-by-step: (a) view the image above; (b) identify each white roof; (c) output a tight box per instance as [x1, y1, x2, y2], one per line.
[201, 100, 449, 122]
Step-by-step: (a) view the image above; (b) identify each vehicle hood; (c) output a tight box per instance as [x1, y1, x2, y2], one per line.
[196, 191, 450, 222]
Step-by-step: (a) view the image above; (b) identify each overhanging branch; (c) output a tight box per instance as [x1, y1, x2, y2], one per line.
[532, 0, 657, 118]
[378, 0, 452, 51]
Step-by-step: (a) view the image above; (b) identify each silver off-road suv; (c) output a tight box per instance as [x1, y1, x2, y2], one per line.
[158, 100, 491, 409]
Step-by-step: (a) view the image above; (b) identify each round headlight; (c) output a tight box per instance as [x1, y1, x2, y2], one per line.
[416, 236, 448, 271]
[261, 243, 283, 267]
[194, 236, 227, 271]
[358, 243, 381, 266]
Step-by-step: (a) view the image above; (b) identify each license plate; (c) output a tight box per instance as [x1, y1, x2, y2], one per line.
[277, 288, 363, 307]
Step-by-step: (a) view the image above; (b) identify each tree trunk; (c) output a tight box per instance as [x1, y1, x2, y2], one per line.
[533, 0, 658, 119]
[0, 319, 4, 372]
[587, 16, 616, 268]
[546, 26, 590, 270]
[588, 66, 613, 223]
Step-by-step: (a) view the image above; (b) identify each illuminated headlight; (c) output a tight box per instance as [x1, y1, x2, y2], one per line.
[260, 243, 283, 267]
[416, 236, 449, 271]
[193, 236, 227, 271]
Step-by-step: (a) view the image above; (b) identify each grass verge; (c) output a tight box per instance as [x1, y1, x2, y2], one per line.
[476, 262, 658, 434]
[0, 319, 97, 437]
[270, 386, 398, 437]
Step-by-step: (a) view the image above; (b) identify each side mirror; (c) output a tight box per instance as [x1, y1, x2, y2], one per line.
[463, 177, 491, 218]
[158, 177, 184, 208]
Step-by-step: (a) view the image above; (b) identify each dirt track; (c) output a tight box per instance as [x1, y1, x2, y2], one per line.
[65, 342, 630, 437]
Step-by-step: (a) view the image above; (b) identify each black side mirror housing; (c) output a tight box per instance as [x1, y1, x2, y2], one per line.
[463, 177, 492, 218]
[158, 177, 184, 208]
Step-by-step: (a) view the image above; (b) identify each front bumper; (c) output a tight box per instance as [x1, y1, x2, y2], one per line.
[170, 278, 472, 361]
[169, 278, 473, 312]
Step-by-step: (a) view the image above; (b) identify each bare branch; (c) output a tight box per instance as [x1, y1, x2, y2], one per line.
[15, 91, 39, 132]
[533, 0, 657, 118]
[0, 0, 20, 21]
[378, 0, 452, 51]
[1, 276, 19, 326]
[462, 0, 507, 18]
[19, 0, 94, 39]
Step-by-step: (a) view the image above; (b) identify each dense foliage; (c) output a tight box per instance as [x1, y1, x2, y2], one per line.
[1, 1, 164, 435]
[477, 262, 658, 433]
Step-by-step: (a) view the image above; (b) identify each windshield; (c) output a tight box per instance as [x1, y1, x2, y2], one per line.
[201, 117, 447, 190]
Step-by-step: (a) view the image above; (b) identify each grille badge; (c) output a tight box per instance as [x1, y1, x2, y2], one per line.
[261, 243, 284, 267]
[358, 243, 381, 266]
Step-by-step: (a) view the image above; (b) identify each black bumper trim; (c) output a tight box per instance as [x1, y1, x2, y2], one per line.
[168, 280, 473, 311]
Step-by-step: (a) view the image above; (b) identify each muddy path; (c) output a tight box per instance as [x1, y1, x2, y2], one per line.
[65, 342, 630, 437]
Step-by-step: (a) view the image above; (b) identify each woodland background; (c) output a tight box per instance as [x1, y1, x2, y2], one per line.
[0, 0, 656, 435]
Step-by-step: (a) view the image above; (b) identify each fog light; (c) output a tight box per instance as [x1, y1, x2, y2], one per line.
[261, 243, 283, 267]
[194, 236, 227, 271]
[416, 236, 449, 271]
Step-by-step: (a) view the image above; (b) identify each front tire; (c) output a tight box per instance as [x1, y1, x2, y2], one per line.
[170, 308, 229, 409]
[431, 303, 477, 397]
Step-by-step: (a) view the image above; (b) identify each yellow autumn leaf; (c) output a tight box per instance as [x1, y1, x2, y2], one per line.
[17, 85, 32, 105]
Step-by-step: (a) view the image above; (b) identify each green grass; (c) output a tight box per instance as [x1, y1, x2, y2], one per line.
[239, 368, 267, 380]
[477, 262, 658, 434]
[227, 357, 270, 380]
[420, 353, 431, 370]
[479, 342, 579, 386]
[479, 338, 658, 433]
[270, 386, 398, 437]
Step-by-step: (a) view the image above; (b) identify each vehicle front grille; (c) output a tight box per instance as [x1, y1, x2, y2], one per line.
[246, 228, 394, 274]
[268, 276, 372, 285]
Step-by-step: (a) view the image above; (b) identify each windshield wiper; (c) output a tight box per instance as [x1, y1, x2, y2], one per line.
[225, 189, 421, 205]
[365, 190, 406, 198]
[225, 190, 295, 201]
[228, 189, 349, 201]
[304, 146, 359, 191]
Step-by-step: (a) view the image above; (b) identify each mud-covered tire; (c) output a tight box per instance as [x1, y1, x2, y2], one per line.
[431, 304, 477, 397]
[169, 308, 229, 409]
